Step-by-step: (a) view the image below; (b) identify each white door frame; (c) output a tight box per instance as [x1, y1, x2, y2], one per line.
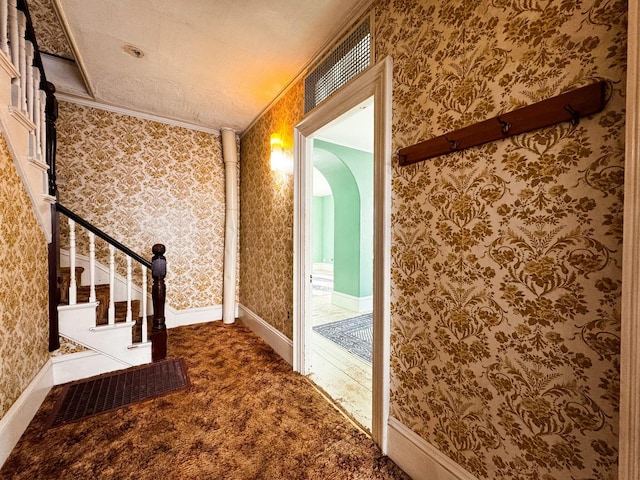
[293, 56, 393, 450]
[620, 0, 639, 478]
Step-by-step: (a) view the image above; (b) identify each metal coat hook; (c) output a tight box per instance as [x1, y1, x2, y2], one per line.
[446, 136, 459, 151]
[564, 104, 580, 126]
[497, 116, 511, 135]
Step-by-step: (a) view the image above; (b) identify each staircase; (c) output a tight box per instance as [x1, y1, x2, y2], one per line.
[0, 0, 55, 243]
[58, 264, 151, 367]
[54, 209, 168, 367]
[0, 0, 167, 369]
[59, 267, 153, 365]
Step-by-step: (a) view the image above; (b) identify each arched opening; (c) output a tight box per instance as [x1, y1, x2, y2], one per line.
[309, 142, 374, 430]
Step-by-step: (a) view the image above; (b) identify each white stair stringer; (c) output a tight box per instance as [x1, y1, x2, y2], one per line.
[58, 302, 151, 366]
[0, 41, 53, 243]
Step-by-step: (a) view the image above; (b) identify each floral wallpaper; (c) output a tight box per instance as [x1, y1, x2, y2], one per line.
[0, 134, 50, 419]
[239, 81, 303, 340]
[56, 102, 227, 312]
[375, 0, 626, 479]
[239, 0, 626, 478]
[28, 0, 75, 59]
[2, 2, 627, 476]
[51, 337, 87, 356]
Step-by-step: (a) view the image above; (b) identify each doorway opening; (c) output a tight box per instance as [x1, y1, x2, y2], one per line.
[294, 57, 392, 449]
[309, 99, 374, 430]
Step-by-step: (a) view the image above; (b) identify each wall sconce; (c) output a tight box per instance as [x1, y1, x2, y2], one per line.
[270, 133, 292, 174]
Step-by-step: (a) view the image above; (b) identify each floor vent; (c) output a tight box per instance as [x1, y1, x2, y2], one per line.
[49, 358, 190, 427]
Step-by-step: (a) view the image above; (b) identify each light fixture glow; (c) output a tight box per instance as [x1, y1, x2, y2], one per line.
[270, 133, 291, 174]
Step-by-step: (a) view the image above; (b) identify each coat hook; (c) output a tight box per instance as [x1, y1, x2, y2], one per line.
[497, 116, 511, 135]
[446, 136, 459, 151]
[564, 104, 580, 126]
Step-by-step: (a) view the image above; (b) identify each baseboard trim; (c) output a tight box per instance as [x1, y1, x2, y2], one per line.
[0, 360, 54, 468]
[238, 304, 293, 365]
[165, 304, 225, 328]
[331, 291, 373, 313]
[387, 416, 479, 480]
[51, 350, 129, 385]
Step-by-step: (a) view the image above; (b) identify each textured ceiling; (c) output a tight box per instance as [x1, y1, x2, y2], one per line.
[28, 0, 369, 133]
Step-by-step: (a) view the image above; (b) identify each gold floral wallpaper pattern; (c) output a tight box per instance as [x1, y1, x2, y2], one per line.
[28, 0, 75, 59]
[239, 81, 303, 340]
[0, 134, 49, 419]
[375, 0, 626, 478]
[239, 0, 626, 479]
[56, 102, 227, 312]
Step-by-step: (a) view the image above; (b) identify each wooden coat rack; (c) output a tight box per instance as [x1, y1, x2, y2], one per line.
[397, 81, 608, 166]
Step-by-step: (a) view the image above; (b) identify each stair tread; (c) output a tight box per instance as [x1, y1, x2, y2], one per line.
[60, 280, 149, 346]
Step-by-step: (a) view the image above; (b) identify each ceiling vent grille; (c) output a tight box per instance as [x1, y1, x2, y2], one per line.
[304, 18, 371, 114]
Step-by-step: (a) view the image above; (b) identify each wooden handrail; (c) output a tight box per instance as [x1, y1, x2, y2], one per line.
[18, 0, 47, 85]
[18, 0, 58, 196]
[57, 203, 168, 360]
[19, 0, 167, 359]
[16, 0, 64, 350]
[56, 203, 152, 269]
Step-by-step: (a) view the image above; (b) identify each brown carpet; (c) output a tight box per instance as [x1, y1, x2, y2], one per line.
[1, 321, 410, 479]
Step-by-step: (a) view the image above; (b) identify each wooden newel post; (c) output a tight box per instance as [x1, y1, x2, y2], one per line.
[46, 81, 59, 351]
[45, 81, 57, 197]
[151, 243, 167, 361]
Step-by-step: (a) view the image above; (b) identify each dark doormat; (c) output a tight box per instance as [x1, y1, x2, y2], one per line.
[49, 358, 190, 428]
[313, 313, 372, 363]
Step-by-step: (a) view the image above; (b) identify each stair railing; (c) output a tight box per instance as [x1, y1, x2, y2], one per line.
[56, 203, 167, 360]
[0, 0, 50, 168]
[2, 0, 168, 360]
[0, 0, 61, 349]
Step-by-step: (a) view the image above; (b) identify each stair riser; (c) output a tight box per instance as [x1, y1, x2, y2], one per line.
[58, 303, 150, 366]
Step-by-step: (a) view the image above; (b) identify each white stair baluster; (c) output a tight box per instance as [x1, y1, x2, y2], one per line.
[108, 245, 115, 325]
[7, 0, 16, 64]
[8, 1, 19, 104]
[25, 40, 33, 120]
[39, 90, 45, 160]
[29, 67, 42, 155]
[33, 69, 41, 158]
[17, 10, 26, 112]
[68, 219, 76, 305]
[88, 232, 96, 302]
[0, 0, 9, 57]
[141, 267, 148, 343]
[126, 256, 132, 322]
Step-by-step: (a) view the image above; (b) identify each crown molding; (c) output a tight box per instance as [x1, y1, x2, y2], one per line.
[56, 93, 221, 135]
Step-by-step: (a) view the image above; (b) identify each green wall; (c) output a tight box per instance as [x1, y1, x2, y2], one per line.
[313, 140, 373, 298]
[312, 194, 334, 264]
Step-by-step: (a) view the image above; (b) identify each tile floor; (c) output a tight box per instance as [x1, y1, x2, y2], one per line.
[309, 272, 373, 431]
